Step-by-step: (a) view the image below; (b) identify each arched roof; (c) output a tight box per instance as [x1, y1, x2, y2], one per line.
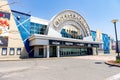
[47, 10, 91, 37]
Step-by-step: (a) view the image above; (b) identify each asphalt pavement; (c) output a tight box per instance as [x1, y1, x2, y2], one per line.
[0, 54, 120, 80]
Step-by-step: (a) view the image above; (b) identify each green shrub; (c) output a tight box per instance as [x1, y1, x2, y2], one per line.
[116, 59, 120, 63]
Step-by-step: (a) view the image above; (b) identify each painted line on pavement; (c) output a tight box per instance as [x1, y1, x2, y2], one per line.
[106, 73, 120, 80]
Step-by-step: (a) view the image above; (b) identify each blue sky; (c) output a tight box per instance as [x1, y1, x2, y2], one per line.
[8, 0, 120, 40]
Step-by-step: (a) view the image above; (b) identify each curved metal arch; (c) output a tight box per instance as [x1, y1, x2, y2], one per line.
[47, 10, 91, 37]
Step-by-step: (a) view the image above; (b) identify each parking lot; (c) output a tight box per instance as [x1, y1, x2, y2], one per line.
[0, 54, 120, 80]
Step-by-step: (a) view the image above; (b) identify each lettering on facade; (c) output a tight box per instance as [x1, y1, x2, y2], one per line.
[51, 10, 90, 36]
[92, 44, 99, 47]
[49, 40, 99, 47]
[53, 13, 87, 28]
[76, 43, 84, 46]
[88, 44, 91, 47]
[52, 41, 60, 45]
[53, 13, 85, 27]
[65, 42, 73, 46]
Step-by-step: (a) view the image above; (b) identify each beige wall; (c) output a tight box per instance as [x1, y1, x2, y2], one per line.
[34, 46, 45, 58]
[0, 0, 28, 59]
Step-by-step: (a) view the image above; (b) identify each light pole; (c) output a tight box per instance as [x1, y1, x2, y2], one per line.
[111, 19, 119, 57]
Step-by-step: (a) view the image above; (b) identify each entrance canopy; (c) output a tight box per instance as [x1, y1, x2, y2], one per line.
[29, 34, 101, 47]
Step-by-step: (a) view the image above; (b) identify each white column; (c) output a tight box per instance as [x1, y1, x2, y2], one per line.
[57, 46, 60, 58]
[47, 45, 49, 58]
[43, 46, 46, 58]
[96, 47, 98, 55]
[34, 47, 39, 57]
[92, 47, 98, 55]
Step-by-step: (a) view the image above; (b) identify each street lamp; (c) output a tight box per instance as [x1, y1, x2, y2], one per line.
[111, 19, 119, 57]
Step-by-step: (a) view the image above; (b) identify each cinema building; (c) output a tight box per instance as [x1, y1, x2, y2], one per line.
[0, 1, 111, 60]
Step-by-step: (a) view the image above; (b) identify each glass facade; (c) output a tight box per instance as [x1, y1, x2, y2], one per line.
[91, 30, 110, 53]
[102, 34, 110, 53]
[91, 30, 96, 41]
[12, 10, 47, 57]
[12, 10, 33, 56]
[60, 46, 92, 57]
[30, 22, 47, 35]
[61, 25, 83, 39]
[12, 10, 31, 42]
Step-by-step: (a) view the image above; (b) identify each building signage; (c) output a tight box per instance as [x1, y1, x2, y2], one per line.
[0, 37, 8, 46]
[75, 43, 84, 46]
[49, 40, 74, 46]
[0, 13, 4, 17]
[49, 40, 99, 47]
[49, 40, 61, 45]
[49, 10, 91, 36]
[88, 44, 91, 47]
[0, 11, 10, 19]
[53, 12, 86, 29]
[52, 41, 60, 45]
[92, 44, 99, 47]
[65, 42, 73, 46]
[0, 11, 10, 46]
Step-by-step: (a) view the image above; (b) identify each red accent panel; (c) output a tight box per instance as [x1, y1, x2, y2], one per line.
[0, 13, 4, 17]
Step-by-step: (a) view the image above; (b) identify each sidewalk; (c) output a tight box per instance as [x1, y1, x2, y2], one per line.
[0, 53, 117, 61]
[0, 57, 21, 61]
[71, 53, 116, 61]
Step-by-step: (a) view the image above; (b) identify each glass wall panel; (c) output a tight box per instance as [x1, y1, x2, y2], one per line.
[2, 48, 7, 55]
[9, 48, 14, 55]
[17, 48, 21, 55]
[30, 22, 47, 35]
[61, 25, 83, 39]
[60, 46, 89, 57]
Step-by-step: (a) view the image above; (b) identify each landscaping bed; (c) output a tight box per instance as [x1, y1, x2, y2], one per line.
[105, 60, 120, 67]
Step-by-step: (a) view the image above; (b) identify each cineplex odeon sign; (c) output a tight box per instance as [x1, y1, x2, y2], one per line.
[52, 11, 90, 35]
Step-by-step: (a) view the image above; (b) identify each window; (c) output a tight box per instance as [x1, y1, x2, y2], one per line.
[2, 48, 7, 55]
[30, 23, 42, 35]
[17, 48, 21, 55]
[9, 48, 14, 55]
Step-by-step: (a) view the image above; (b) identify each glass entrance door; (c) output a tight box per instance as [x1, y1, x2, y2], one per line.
[60, 46, 92, 57]
[39, 48, 44, 58]
[87, 48, 93, 55]
[50, 46, 57, 57]
[60, 47, 82, 57]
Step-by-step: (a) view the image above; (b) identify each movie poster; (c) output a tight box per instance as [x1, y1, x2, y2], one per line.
[0, 11, 10, 46]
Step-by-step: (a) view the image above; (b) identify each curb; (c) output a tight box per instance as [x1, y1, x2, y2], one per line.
[105, 61, 120, 67]
[0, 57, 62, 62]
